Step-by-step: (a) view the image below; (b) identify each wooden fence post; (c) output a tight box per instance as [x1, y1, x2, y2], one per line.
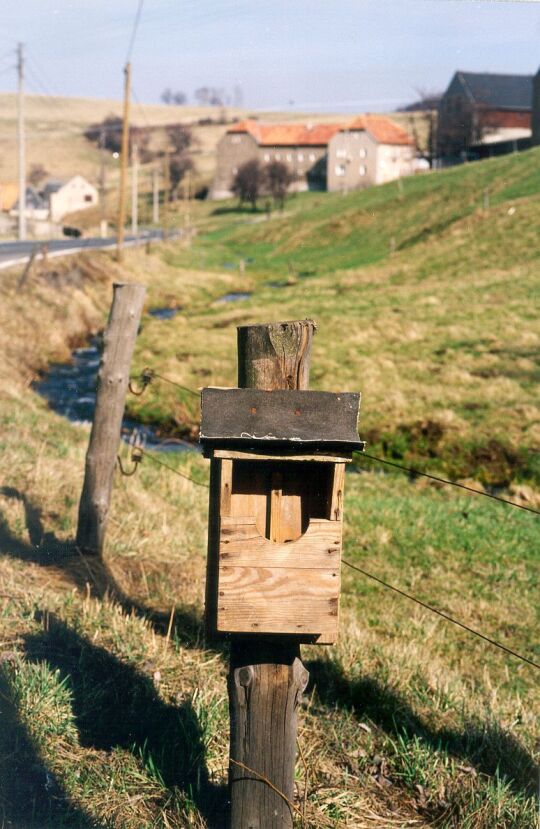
[76, 282, 146, 555]
[228, 319, 315, 828]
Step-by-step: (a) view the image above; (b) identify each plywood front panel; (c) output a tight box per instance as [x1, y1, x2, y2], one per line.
[220, 517, 341, 569]
[217, 516, 341, 641]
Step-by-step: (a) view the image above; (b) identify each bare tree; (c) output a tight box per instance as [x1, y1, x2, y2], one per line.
[265, 160, 292, 209]
[165, 124, 195, 199]
[232, 159, 264, 210]
[28, 163, 48, 187]
[437, 97, 494, 159]
[162, 88, 187, 105]
[402, 89, 441, 168]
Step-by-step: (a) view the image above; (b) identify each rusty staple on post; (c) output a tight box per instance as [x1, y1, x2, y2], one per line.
[117, 429, 146, 476]
[128, 367, 155, 396]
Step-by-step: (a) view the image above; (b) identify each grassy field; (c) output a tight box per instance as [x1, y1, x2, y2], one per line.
[0, 147, 538, 828]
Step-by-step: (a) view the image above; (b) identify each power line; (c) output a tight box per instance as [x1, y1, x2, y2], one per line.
[126, 0, 144, 63]
[356, 451, 540, 516]
[341, 558, 540, 670]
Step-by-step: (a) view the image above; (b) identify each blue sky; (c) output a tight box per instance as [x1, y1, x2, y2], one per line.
[1, 1, 540, 111]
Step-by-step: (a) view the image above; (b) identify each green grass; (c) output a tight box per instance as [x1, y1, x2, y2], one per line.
[0, 148, 539, 827]
[127, 152, 540, 486]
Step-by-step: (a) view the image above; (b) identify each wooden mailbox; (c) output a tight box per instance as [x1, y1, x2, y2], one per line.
[201, 387, 362, 644]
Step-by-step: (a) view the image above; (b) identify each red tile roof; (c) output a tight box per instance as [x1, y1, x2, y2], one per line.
[346, 115, 414, 145]
[228, 119, 344, 146]
[228, 115, 414, 147]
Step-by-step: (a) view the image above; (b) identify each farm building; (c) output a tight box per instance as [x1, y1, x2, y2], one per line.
[437, 70, 534, 160]
[7, 175, 98, 223]
[43, 176, 98, 221]
[210, 115, 415, 199]
[327, 116, 415, 191]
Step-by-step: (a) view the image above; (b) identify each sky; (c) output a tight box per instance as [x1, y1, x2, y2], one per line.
[1, 0, 540, 112]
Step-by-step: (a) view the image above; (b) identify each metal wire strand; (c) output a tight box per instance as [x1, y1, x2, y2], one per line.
[138, 445, 209, 488]
[150, 371, 200, 397]
[342, 558, 540, 671]
[356, 451, 540, 516]
[129, 367, 200, 398]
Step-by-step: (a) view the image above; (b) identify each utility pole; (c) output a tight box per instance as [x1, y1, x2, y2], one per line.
[99, 127, 108, 238]
[163, 149, 170, 239]
[116, 61, 131, 262]
[131, 141, 138, 236]
[152, 167, 159, 225]
[17, 42, 26, 241]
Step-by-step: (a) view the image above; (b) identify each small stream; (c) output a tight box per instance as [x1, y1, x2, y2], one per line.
[33, 293, 258, 450]
[33, 317, 196, 453]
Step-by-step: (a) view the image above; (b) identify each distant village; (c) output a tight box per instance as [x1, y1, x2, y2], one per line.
[2, 66, 540, 236]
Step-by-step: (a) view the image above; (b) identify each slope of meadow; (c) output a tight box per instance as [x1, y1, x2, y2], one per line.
[0, 148, 538, 828]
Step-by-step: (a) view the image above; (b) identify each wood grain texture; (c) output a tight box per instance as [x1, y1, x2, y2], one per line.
[76, 282, 146, 555]
[220, 516, 341, 569]
[210, 448, 353, 463]
[237, 319, 315, 391]
[229, 653, 309, 828]
[228, 320, 315, 829]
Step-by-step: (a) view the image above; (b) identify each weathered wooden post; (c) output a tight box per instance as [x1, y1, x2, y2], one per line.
[76, 282, 146, 555]
[201, 320, 361, 827]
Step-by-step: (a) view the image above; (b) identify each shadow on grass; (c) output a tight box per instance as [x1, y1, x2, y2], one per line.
[210, 205, 262, 216]
[307, 657, 537, 798]
[0, 664, 101, 829]
[21, 616, 226, 827]
[0, 486, 208, 650]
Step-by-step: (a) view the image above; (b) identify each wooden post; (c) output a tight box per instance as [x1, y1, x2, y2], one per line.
[76, 282, 146, 555]
[228, 319, 315, 828]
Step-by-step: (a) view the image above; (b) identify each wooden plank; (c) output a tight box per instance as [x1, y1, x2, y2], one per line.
[200, 387, 361, 448]
[220, 458, 233, 516]
[210, 448, 354, 463]
[204, 458, 222, 638]
[220, 517, 341, 569]
[218, 582, 339, 640]
[330, 463, 346, 521]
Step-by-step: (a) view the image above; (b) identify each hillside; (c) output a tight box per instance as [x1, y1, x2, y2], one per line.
[0, 149, 538, 827]
[133, 148, 540, 488]
[0, 92, 427, 209]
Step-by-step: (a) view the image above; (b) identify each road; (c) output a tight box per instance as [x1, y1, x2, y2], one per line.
[0, 229, 173, 269]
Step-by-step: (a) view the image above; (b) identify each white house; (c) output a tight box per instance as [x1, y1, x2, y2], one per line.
[44, 176, 99, 221]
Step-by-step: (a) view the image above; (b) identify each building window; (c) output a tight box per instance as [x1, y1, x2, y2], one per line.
[275, 153, 281, 160]
[359, 165, 367, 176]
[336, 149, 347, 159]
[298, 152, 304, 161]
[335, 164, 346, 177]
[231, 135, 242, 144]
[359, 147, 367, 159]
[264, 153, 270, 162]
[84, 194, 93, 202]
[286, 153, 292, 162]
[309, 152, 316, 162]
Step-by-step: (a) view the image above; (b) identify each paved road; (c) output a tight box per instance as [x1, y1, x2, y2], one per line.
[0, 229, 173, 269]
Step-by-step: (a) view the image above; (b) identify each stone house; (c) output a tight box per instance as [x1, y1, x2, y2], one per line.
[210, 120, 343, 198]
[327, 116, 415, 192]
[438, 71, 533, 159]
[211, 116, 415, 198]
